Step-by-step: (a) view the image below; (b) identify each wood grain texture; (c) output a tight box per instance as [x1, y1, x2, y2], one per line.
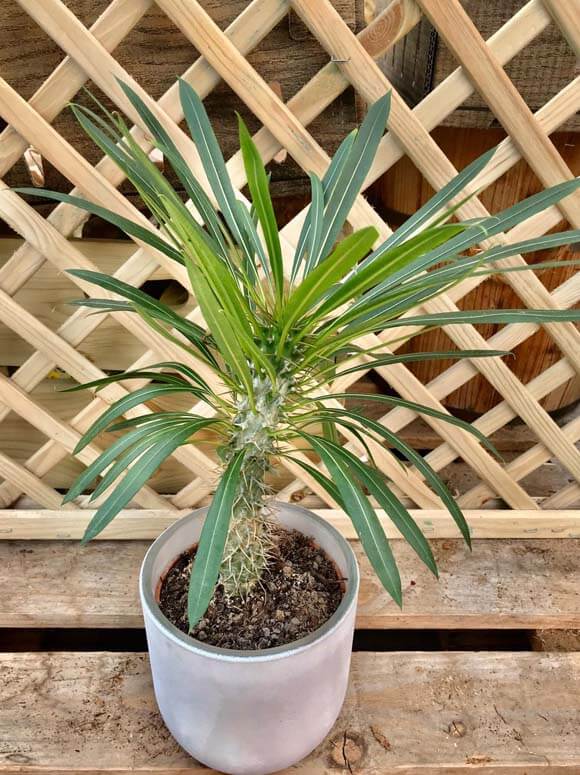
[429, 0, 580, 130]
[1, 538, 579, 630]
[2, 508, 580, 541]
[0, 0, 360, 198]
[0, 0, 578, 516]
[289, 0, 580, 508]
[543, 0, 580, 59]
[0, 239, 176, 369]
[372, 127, 580, 414]
[417, 0, 580, 227]
[0, 650, 579, 772]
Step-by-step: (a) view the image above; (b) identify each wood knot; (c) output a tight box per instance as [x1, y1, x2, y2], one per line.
[448, 720, 467, 737]
[329, 731, 366, 770]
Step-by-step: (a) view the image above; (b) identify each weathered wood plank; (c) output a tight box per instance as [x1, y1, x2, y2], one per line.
[0, 650, 578, 772]
[2, 508, 580, 540]
[1, 538, 579, 630]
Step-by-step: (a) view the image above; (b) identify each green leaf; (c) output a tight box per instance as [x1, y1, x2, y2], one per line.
[331, 349, 510, 379]
[117, 79, 231, 259]
[302, 173, 325, 275]
[89, 416, 219, 502]
[305, 431, 438, 575]
[109, 411, 215, 431]
[234, 199, 265, 288]
[381, 146, 496, 251]
[89, 419, 200, 501]
[14, 188, 184, 264]
[381, 308, 580, 330]
[372, 177, 580, 294]
[316, 223, 466, 320]
[238, 114, 284, 304]
[469, 229, 580, 264]
[179, 80, 255, 266]
[318, 408, 471, 548]
[188, 450, 245, 629]
[279, 227, 378, 348]
[316, 93, 390, 261]
[81, 424, 199, 543]
[61, 369, 190, 393]
[310, 392, 500, 458]
[66, 269, 217, 365]
[307, 434, 402, 606]
[73, 384, 199, 454]
[359, 464, 439, 576]
[188, 262, 255, 397]
[64, 422, 171, 503]
[68, 298, 135, 313]
[291, 130, 356, 282]
[285, 453, 344, 505]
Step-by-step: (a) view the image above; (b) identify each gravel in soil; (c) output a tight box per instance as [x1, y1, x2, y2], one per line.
[158, 526, 345, 650]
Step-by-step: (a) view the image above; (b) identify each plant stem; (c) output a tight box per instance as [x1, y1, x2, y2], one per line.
[219, 374, 290, 597]
[220, 448, 273, 597]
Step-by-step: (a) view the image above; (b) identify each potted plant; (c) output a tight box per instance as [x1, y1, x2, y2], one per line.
[16, 81, 580, 775]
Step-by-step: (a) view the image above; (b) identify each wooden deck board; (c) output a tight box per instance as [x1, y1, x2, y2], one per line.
[2, 538, 579, 630]
[0, 651, 578, 773]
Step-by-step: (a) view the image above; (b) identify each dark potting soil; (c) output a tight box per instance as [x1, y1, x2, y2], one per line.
[158, 527, 345, 650]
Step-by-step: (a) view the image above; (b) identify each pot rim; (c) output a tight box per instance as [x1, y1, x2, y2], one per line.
[140, 501, 359, 663]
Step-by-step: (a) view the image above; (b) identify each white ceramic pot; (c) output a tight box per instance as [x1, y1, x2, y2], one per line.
[140, 501, 359, 775]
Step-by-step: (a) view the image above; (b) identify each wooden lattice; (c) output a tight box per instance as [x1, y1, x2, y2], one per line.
[0, 0, 579, 540]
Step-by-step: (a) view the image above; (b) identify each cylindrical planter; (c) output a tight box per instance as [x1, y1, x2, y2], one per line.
[140, 501, 359, 775]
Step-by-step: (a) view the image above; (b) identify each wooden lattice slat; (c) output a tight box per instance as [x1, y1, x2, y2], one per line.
[0, 0, 578, 535]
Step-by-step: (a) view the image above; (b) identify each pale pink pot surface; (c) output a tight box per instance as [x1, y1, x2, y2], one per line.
[140, 502, 359, 775]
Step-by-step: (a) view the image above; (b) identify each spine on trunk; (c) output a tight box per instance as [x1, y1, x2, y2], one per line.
[219, 374, 290, 597]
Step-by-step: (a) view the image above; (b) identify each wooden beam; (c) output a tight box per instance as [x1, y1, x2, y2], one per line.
[1, 651, 579, 772]
[2, 538, 579, 630]
[1, 508, 580, 540]
[543, 0, 580, 58]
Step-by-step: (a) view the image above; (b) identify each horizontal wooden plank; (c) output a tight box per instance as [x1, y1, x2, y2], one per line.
[1, 538, 579, 630]
[2, 509, 580, 540]
[0, 650, 578, 772]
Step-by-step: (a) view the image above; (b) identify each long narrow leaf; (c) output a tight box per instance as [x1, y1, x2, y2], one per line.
[317, 408, 471, 547]
[238, 115, 284, 304]
[307, 434, 402, 605]
[291, 130, 356, 281]
[14, 188, 183, 263]
[188, 262, 255, 398]
[82, 424, 199, 542]
[73, 384, 199, 454]
[381, 308, 580, 330]
[188, 451, 245, 629]
[316, 93, 390, 261]
[331, 349, 510, 379]
[302, 173, 325, 276]
[179, 80, 255, 265]
[309, 392, 499, 457]
[378, 146, 496, 252]
[306, 433, 438, 576]
[117, 79, 231, 257]
[279, 227, 378, 347]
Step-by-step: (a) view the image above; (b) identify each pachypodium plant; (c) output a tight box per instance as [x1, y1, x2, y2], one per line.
[17, 81, 580, 629]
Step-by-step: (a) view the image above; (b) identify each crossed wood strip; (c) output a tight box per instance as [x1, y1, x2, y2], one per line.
[0, 0, 291, 508]
[2, 3, 433, 504]
[0, 0, 578, 516]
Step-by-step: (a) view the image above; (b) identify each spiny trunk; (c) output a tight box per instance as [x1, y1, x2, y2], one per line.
[219, 376, 288, 597]
[220, 449, 273, 597]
